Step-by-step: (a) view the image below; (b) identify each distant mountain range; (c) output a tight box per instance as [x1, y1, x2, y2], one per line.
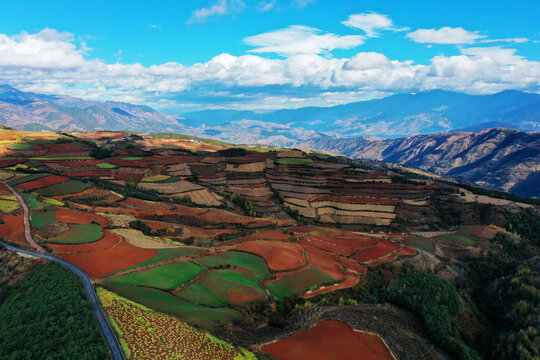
[300, 128, 540, 198]
[178, 90, 540, 145]
[1, 85, 539, 197]
[1, 85, 539, 146]
[0, 85, 186, 133]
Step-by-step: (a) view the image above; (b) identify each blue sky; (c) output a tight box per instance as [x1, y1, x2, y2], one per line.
[0, 0, 539, 113]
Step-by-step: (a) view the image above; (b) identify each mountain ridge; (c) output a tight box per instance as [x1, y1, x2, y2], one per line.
[299, 127, 540, 198]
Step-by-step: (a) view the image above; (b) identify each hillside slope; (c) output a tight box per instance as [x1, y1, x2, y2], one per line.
[300, 128, 540, 198]
[179, 90, 540, 144]
[0, 85, 186, 133]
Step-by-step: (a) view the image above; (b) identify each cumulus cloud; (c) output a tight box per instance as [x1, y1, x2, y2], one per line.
[0, 28, 85, 69]
[1, 28, 539, 110]
[188, 0, 245, 24]
[243, 25, 364, 56]
[342, 13, 407, 37]
[407, 26, 486, 44]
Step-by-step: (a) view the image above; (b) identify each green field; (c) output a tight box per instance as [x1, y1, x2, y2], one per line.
[106, 284, 242, 330]
[47, 224, 103, 244]
[21, 193, 45, 208]
[266, 266, 337, 300]
[8, 173, 49, 186]
[96, 162, 116, 169]
[106, 261, 204, 290]
[140, 174, 171, 182]
[404, 237, 435, 253]
[114, 247, 207, 275]
[192, 251, 270, 278]
[120, 157, 143, 161]
[0, 199, 18, 213]
[276, 158, 314, 165]
[30, 208, 56, 229]
[35, 180, 91, 196]
[175, 269, 265, 306]
[7, 143, 35, 150]
[440, 232, 477, 246]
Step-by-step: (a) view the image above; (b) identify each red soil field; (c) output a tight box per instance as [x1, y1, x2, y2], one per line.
[301, 244, 343, 280]
[227, 290, 263, 304]
[107, 159, 151, 167]
[50, 186, 99, 200]
[263, 320, 395, 360]
[119, 197, 174, 212]
[222, 230, 292, 246]
[0, 159, 23, 167]
[368, 246, 416, 267]
[338, 256, 367, 275]
[62, 170, 113, 177]
[234, 240, 306, 271]
[143, 220, 235, 237]
[289, 226, 341, 236]
[301, 270, 360, 299]
[58, 240, 156, 278]
[112, 172, 146, 180]
[0, 182, 10, 192]
[300, 235, 376, 257]
[0, 214, 26, 245]
[45, 143, 89, 155]
[55, 207, 109, 227]
[16, 175, 68, 191]
[199, 208, 290, 226]
[51, 160, 102, 167]
[47, 231, 121, 253]
[311, 195, 399, 205]
[351, 239, 401, 263]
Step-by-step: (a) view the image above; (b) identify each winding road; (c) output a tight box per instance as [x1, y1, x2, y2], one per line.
[0, 180, 126, 360]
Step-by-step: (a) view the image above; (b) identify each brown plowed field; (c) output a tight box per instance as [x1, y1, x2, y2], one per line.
[351, 239, 401, 263]
[301, 244, 344, 280]
[47, 230, 121, 253]
[58, 240, 156, 278]
[55, 208, 109, 227]
[311, 195, 399, 205]
[301, 270, 360, 299]
[234, 240, 306, 271]
[0, 214, 26, 245]
[299, 235, 376, 256]
[368, 247, 416, 267]
[16, 175, 68, 191]
[338, 256, 367, 274]
[263, 320, 395, 360]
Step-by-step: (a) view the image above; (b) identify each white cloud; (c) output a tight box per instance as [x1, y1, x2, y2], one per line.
[149, 24, 162, 30]
[1, 28, 539, 110]
[257, 0, 276, 11]
[342, 13, 407, 37]
[407, 26, 486, 44]
[188, 0, 245, 24]
[243, 25, 364, 56]
[479, 37, 529, 44]
[291, 0, 316, 8]
[0, 29, 85, 69]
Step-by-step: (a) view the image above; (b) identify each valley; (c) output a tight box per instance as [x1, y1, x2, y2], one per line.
[0, 128, 538, 360]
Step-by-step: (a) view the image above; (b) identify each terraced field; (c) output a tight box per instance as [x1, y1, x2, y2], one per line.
[2, 130, 487, 359]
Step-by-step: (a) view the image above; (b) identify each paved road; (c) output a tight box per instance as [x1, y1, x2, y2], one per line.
[0, 180, 126, 360]
[0, 179, 47, 253]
